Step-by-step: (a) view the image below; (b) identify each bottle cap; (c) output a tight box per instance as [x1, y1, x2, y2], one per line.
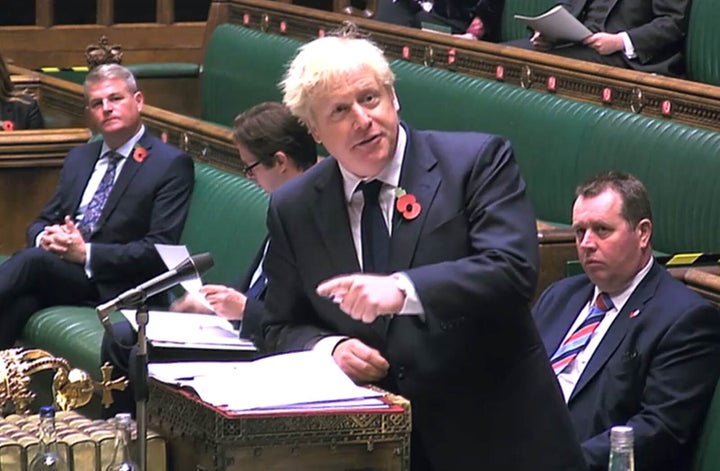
[38, 406, 56, 418]
[610, 425, 633, 447]
[115, 412, 133, 424]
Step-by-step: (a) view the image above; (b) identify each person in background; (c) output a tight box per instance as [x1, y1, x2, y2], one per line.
[506, 0, 689, 77]
[100, 101, 317, 417]
[412, 0, 505, 41]
[0, 51, 44, 130]
[0, 63, 194, 348]
[532, 171, 720, 471]
[261, 23, 585, 471]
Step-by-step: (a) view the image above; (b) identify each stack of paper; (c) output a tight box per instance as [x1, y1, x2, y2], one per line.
[148, 351, 388, 413]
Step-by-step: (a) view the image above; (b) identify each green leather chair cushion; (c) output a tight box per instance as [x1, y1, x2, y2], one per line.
[692, 379, 720, 471]
[127, 62, 200, 79]
[685, 0, 720, 85]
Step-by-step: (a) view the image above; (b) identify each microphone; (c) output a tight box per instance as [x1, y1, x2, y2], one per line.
[96, 252, 214, 337]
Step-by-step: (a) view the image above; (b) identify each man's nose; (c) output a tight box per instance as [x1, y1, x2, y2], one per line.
[351, 103, 372, 129]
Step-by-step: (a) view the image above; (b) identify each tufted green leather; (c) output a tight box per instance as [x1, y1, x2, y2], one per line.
[685, 0, 720, 85]
[20, 163, 268, 379]
[692, 378, 720, 470]
[200, 24, 303, 127]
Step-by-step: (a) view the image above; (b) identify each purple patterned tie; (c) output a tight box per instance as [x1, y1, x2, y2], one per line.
[549, 292, 614, 375]
[77, 151, 123, 240]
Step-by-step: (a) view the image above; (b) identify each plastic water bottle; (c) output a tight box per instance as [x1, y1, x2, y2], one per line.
[106, 413, 137, 471]
[608, 425, 635, 471]
[29, 406, 68, 470]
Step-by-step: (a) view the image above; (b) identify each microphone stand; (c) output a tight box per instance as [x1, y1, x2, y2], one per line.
[134, 302, 149, 471]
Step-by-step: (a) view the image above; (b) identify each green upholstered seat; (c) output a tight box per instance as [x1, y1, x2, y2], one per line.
[20, 162, 267, 378]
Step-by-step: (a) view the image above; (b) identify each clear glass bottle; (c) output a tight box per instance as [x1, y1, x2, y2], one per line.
[106, 413, 137, 471]
[29, 405, 68, 471]
[608, 425, 635, 471]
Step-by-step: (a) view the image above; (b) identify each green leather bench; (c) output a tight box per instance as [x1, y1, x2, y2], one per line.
[19, 163, 268, 377]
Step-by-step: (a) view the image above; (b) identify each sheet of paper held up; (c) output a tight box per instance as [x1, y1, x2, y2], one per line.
[155, 244, 213, 311]
[514, 5, 592, 42]
[121, 310, 256, 351]
[148, 351, 387, 412]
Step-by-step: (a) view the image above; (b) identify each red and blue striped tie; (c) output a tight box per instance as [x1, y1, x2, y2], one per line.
[550, 292, 614, 375]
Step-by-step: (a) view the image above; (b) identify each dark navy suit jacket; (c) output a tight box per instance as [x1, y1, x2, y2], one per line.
[27, 131, 194, 301]
[1, 95, 44, 130]
[262, 125, 586, 470]
[533, 261, 720, 471]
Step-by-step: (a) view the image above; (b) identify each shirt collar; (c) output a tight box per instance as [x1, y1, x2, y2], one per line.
[339, 124, 407, 202]
[595, 256, 654, 313]
[100, 124, 146, 159]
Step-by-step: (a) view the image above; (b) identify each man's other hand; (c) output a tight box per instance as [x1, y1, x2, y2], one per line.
[332, 338, 389, 383]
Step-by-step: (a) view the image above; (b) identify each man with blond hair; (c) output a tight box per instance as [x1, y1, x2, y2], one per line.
[261, 24, 585, 471]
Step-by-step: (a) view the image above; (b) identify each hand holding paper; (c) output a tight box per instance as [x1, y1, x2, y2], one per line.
[515, 5, 592, 43]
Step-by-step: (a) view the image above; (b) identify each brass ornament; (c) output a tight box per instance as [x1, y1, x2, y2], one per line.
[0, 348, 128, 415]
[85, 35, 123, 69]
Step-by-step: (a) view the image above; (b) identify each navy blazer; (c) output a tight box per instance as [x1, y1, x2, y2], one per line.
[533, 262, 720, 471]
[1, 95, 44, 130]
[561, 0, 689, 76]
[28, 131, 194, 301]
[263, 126, 585, 470]
[230, 238, 268, 349]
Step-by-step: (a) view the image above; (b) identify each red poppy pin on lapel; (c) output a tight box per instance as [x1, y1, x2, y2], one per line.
[629, 309, 640, 318]
[395, 187, 422, 220]
[132, 144, 147, 163]
[1, 120, 14, 131]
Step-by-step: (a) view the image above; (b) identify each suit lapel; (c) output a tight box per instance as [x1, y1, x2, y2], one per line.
[97, 132, 151, 229]
[570, 263, 661, 401]
[313, 160, 361, 274]
[388, 128, 440, 272]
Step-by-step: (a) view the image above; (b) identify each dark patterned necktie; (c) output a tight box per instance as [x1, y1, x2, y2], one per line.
[78, 151, 123, 240]
[359, 180, 390, 273]
[550, 292, 614, 375]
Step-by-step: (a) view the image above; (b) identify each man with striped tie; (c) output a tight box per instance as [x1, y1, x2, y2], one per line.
[532, 171, 720, 471]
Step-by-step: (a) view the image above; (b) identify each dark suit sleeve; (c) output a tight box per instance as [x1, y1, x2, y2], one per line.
[472, 0, 504, 41]
[89, 152, 194, 282]
[26, 156, 76, 245]
[624, 0, 690, 65]
[582, 304, 720, 471]
[240, 297, 266, 349]
[25, 99, 44, 129]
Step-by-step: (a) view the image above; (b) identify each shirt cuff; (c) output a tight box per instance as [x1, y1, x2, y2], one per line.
[392, 272, 425, 316]
[34, 232, 43, 247]
[618, 32, 636, 59]
[84, 243, 93, 278]
[312, 335, 348, 356]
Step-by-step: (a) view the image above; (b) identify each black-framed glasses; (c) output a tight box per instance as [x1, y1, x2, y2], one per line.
[240, 160, 263, 177]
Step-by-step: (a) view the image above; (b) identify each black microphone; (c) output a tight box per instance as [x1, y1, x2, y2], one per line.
[96, 252, 214, 337]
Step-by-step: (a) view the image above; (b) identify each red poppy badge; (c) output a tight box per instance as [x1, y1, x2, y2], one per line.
[132, 144, 147, 163]
[1, 120, 14, 131]
[395, 187, 421, 220]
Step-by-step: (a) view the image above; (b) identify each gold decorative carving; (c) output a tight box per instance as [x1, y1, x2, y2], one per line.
[630, 87, 645, 113]
[520, 65, 533, 89]
[85, 36, 123, 70]
[0, 348, 128, 415]
[423, 45, 434, 67]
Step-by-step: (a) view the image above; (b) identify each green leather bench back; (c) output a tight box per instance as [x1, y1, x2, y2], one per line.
[692, 379, 720, 470]
[391, 59, 720, 254]
[685, 0, 720, 85]
[21, 162, 268, 378]
[200, 23, 304, 127]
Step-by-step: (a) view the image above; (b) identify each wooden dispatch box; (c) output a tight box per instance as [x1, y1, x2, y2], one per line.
[147, 380, 411, 471]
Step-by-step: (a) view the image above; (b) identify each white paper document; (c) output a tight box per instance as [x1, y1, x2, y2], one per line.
[148, 351, 387, 412]
[121, 309, 256, 351]
[514, 5, 592, 42]
[155, 243, 213, 311]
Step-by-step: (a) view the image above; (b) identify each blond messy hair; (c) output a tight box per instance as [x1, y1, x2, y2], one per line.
[280, 23, 395, 126]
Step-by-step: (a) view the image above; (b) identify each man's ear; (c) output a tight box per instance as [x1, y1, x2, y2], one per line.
[273, 151, 289, 171]
[637, 219, 652, 248]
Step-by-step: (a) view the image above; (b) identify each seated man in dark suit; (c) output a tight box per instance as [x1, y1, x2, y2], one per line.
[532, 171, 720, 471]
[506, 0, 690, 77]
[100, 101, 317, 416]
[0, 63, 194, 348]
[262, 22, 585, 471]
[1, 51, 44, 130]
